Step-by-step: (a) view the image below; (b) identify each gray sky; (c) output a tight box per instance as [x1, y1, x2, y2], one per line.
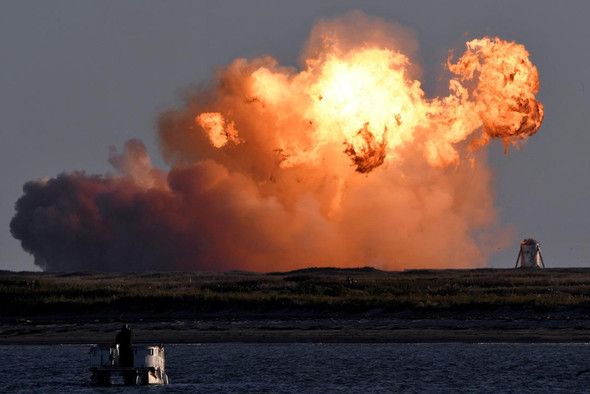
[2, 0, 589, 271]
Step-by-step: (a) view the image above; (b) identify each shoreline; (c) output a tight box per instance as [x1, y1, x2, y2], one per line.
[4, 269, 590, 345]
[3, 318, 590, 345]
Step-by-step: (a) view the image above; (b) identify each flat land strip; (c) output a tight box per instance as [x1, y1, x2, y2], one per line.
[2, 267, 590, 344]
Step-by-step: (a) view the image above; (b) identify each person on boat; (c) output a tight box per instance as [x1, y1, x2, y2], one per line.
[116, 324, 134, 367]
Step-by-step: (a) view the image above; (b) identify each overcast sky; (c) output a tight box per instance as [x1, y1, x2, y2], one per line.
[2, 0, 589, 271]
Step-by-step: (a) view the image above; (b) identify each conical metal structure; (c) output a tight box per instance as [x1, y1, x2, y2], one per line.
[514, 238, 545, 268]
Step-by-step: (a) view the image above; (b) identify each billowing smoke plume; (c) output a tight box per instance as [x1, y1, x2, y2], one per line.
[11, 13, 543, 272]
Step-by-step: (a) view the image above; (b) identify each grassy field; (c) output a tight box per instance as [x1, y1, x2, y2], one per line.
[2, 267, 590, 320]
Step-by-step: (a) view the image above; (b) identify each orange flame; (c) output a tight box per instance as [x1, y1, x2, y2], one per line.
[187, 36, 542, 172]
[448, 37, 544, 152]
[11, 14, 545, 272]
[195, 112, 241, 148]
[153, 14, 543, 271]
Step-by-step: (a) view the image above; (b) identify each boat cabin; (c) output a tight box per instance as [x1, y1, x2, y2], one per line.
[89, 344, 169, 385]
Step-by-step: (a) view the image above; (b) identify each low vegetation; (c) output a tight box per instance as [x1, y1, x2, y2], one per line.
[2, 268, 590, 320]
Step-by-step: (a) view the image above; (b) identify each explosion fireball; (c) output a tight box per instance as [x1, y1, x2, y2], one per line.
[11, 13, 543, 272]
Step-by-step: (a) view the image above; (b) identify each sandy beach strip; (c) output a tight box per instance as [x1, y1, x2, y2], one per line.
[2, 319, 590, 344]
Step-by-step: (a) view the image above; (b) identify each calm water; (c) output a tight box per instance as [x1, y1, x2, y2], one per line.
[0, 343, 589, 393]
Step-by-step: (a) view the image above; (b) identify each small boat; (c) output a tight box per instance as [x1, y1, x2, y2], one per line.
[89, 344, 169, 386]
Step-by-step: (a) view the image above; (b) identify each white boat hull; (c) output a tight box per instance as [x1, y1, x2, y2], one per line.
[89, 344, 169, 386]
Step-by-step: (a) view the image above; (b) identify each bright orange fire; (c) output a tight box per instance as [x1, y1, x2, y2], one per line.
[187, 31, 542, 174]
[153, 13, 543, 271]
[11, 13, 545, 272]
[195, 112, 240, 148]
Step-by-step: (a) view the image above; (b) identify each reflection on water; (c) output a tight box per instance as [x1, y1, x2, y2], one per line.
[1, 343, 589, 393]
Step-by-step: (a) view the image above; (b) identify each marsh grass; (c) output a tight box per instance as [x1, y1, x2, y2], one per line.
[2, 268, 590, 318]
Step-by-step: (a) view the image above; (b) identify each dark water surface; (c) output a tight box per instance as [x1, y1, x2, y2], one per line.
[1, 343, 589, 393]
